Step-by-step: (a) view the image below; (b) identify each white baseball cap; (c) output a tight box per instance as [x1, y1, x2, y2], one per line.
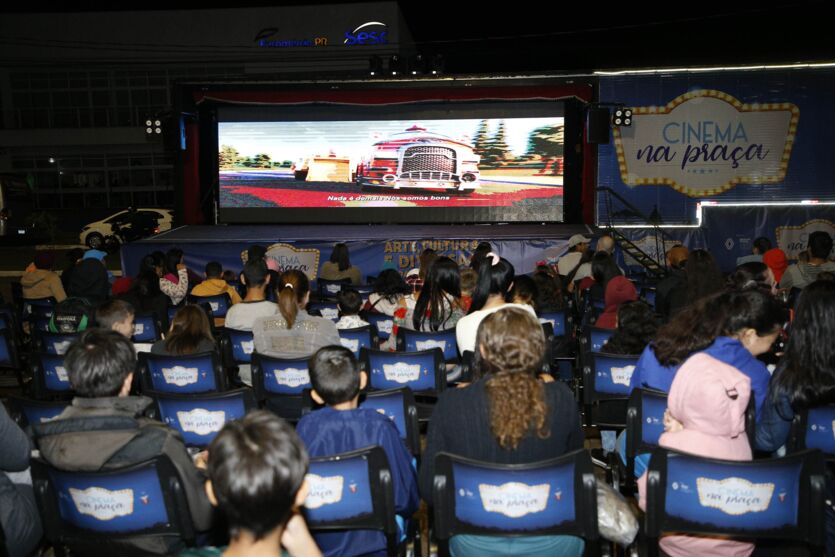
[568, 234, 591, 248]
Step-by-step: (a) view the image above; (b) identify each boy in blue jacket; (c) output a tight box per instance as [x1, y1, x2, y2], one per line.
[296, 346, 419, 557]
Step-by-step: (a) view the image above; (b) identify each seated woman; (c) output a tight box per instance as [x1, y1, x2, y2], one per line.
[319, 243, 362, 285]
[160, 248, 189, 306]
[396, 256, 464, 334]
[151, 304, 216, 356]
[601, 300, 660, 355]
[364, 268, 412, 316]
[252, 270, 341, 359]
[421, 307, 585, 557]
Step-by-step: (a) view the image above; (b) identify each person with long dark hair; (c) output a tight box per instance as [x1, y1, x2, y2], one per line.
[630, 288, 787, 417]
[667, 249, 724, 315]
[421, 307, 585, 557]
[410, 256, 463, 331]
[151, 304, 215, 356]
[532, 269, 565, 311]
[728, 261, 777, 294]
[252, 269, 340, 359]
[320, 243, 361, 285]
[576, 251, 621, 301]
[756, 280, 835, 451]
[455, 253, 536, 353]
[160, 248, 188, 306]
[119, 254, 170, 329]
[469, 241, 492, 271]
[363, 269, 412, 315]
[601, 300, 661, 355]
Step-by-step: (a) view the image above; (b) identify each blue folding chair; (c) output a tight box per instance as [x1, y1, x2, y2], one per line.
[582, 353, 639, 428]
[360, 347, 445, 395]
[6, 396, 71, 429]
[219, 328, 255, 367]
[431, 449, 601, 557]
[307, 301, 340, 322]
[396, 328, 459, 364]
[188, 293, 232, 319]
[22, 297, 56, 322]
[137, 351, 226, 394]
[149, 388, 256, 448]
[361, 347, 445, 421]
[339, 325, 378, 357]
[538, 310, 569, 337]
[31, 455, 197, 557]
[35, 331, 79, 356]
[641, 287, 657, 309]
[30, 352, 74, 399]
[317, 278, 351, 300]
[360, 387, 420, 457]
[361, 311, 395, 342]
[788, 405, 835, 459]
[303, 446, 402, 557]
[644, 448, 826, 557]
[583, 327, 615, 355]
[131, 313, 163, 343]
[251, 353, 311, 421]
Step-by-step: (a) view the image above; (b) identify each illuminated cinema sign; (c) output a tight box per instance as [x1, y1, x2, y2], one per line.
[613, 90, 799, 196]
[344, 21, 388, 45]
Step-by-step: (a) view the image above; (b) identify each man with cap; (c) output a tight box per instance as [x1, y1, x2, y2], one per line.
[574, 234, 619, 282]
[557, 234, 591, 277]
[21, 252, 67, 302]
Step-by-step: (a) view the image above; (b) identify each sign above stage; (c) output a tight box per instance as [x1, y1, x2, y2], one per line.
[613, 89, 799, 197]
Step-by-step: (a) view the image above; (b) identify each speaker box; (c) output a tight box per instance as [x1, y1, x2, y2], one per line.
[586, 107, 611, 144]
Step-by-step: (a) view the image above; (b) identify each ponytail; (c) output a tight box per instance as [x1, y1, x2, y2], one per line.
[468, 254, 514, 314]
[277, 270, 309, 329]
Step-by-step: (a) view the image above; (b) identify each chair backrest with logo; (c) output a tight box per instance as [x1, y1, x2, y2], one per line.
[6, 397, 71, 429]
[138, 352, 225, 394]
[625, 388, 668, 481]
[307, 301, 340, 322]
[584, 327, 614, 355]
[31, 352, 74, 398]
[788, 405, 835, 459]
[360, 347, 445, 395]
[303, 446, 398, 556]
[538, 310, 569, 337]
[30, 455, 196, 556]
[582, 352, 639, 429]
[338, 325, 378, 358]
[220, 328, 256, 365]
[149, 388, 255, 448]
[359, 387, 420, 457]
[396, 328, 459, 363]
[360, 312, 395, 341]
[187, 293, 232, 319]
[317, 278, 352, 300]
[131, 313, 163, 343]
[644, 448, 825, 557]
[432, 449, 599, 555]
[251, 353, 311, 421]
[35, 331, 79, 357]
[22, 297, 56, 322]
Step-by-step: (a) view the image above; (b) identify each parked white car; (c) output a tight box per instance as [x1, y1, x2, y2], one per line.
[79, 208, 173, 248]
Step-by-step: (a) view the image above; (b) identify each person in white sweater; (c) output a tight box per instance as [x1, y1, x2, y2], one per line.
[456, 253, 536, 354]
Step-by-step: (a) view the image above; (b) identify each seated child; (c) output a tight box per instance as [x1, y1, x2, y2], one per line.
[333, 289, 369, 330]
[95, 299, 135, 338]
[296, 346, 419, 557]
[191, 261, 242, 305]
[637, 353, 753, 557]
[180, 410, 321, 557]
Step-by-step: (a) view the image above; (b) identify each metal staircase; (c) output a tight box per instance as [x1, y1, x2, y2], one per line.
[597, 187, 669, 279]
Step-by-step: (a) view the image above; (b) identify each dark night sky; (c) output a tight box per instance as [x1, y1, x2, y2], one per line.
[0, 1, 831, 73]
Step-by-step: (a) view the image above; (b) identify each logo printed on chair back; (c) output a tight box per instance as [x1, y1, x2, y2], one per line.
[69, 487, 134, 521]
[275, 367, 310, 389]
[240, 340, 255, 355]
[416, 339, 445, 352]
[176, 409, 226, 436]
[609, 365, 635, 387]
[695, 477, 775, 515]
[134, 323, 145, 336]
[304, 474, 344, 509]
[479, 482, 551, 518]
[320, 307, 339, 320]
[210, 302, 219, 312]
[376, 319, 393, 334]
[340, 338, 359, 353]
[382, 362, 421, 384]
[55, 365, 69, 383]
[326, 284, 342, 294]
[802, 409, 835, 453]
[161, 366, 199, 387]
[54, 340, 72, 355]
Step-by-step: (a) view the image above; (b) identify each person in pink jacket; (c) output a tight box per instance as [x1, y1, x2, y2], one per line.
[638, 352, 754, 557]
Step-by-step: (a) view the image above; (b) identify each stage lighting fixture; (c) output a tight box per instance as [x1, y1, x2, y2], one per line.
[613, 107, 633, 127]
[369, 56, 383, 76]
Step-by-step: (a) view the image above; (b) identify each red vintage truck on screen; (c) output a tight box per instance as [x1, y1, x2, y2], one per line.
[356, 125, 481, 193]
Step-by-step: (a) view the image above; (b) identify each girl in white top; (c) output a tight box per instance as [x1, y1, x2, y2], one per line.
[456, 253, 536, 354]
[160, 248, 189, 306]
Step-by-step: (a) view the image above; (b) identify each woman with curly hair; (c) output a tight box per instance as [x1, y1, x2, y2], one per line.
[420, 307, 585, 557]
[601, 300, 661, 355]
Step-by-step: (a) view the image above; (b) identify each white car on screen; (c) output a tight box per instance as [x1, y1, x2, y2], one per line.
[79, 208, 173, 248]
